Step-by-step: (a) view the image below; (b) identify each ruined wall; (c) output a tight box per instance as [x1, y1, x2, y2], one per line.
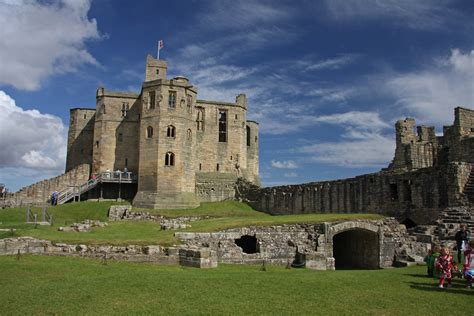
[176, 219, 429, 269]
[9, 164, 90, 206]
[66, 108, 95, 172]
[248, 166, 460, 225]
[195, 172, 238, 202]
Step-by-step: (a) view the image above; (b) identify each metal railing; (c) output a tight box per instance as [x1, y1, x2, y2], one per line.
[56, 172, 137, 205]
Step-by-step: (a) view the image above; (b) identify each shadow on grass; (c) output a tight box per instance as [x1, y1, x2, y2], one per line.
[407, 281, 474, 296]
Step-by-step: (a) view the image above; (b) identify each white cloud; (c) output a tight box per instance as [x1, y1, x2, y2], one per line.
[292, 111, 394, 168]
[200, 1, 293, 30]
[386, 49, 474, 126]
[299, 134, 395, 168]
[0, 0, 101, 90]
[0, 90, 66, 179]
[271, 160, 298, 169]
[304, 55, 358, 71]
[284, 172, 298, 178]
[323, 0, 464, 30]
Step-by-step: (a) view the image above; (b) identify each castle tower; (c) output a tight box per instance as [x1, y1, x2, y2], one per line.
[133, 56, 200, 209]
[66, 108, 96, 172]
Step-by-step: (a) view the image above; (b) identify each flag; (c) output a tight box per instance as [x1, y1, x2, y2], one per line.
[157, 40, 164, 59]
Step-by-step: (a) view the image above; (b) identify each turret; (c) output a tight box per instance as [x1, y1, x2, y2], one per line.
[145, 54, 167, 82]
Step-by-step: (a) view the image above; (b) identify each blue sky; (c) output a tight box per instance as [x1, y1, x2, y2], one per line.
[0, 0, 473, 191]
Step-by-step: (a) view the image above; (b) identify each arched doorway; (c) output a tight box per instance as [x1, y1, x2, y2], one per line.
[333, 229, 380, 269]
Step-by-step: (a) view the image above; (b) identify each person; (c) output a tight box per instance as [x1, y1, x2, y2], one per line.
[455, 224, 470, 263]
[463, 239, 474, 289]
[424, 249, 434, 277]
[435, 247, 458, 288]
[430, 245, 441, 279]
[51, 191, 58, 205]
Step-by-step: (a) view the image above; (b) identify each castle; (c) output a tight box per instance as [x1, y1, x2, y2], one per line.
[65, 55, 259, 209]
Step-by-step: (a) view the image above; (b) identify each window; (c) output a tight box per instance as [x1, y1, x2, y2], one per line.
[83, 114, 87, 119]
[187, 129, 192, 141]
[390, 184, 398, 201]
[246, 126, 251, 146]
[149, 91, 155, 109]
[156, 69, 159, 75]
[168, 91, 176, 108]
[118, 132, 123, 142]
[235, 114, 238, 120]
[146, 126, 153, 138]
[218, 110, 227, 142]
[199, 163, 202, 171]
[187, 95, 193, 113]
[196, 108, 204, 131]
[101, 104, 106, 114]
[121, 103, 129, 117]
[165, 152, 175, 166]
[167, 125, 176, 138]
[125, 158, 128, 168]
[216, 163, 220, 171]
[95, 141, 99, 148]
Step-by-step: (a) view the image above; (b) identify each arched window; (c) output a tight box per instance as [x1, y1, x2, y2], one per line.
[167, 125, 176, 138]
[246, 126, 251, 146]
[196, 108, 204, 131]
[100, 104, 106, 114]
[187, 129, 192, 141]
[165, 152, 175, 166]
[146, 126, 153, 138]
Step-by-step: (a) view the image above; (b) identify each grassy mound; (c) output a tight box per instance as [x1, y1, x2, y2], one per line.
[0, 201, 383, 245]
[0, 255, 471, 315]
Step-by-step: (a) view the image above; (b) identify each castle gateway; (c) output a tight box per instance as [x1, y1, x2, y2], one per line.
[66, 55, 260, 209]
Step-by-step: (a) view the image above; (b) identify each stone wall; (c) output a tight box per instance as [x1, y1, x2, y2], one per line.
[195, 172, 238, 202]
[9, 164, 90, 206]
[176, 219, 430, 270]
[0, 237, 216, 268]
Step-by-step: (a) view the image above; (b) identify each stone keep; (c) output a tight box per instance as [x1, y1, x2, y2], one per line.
[66, 55, 260, 209]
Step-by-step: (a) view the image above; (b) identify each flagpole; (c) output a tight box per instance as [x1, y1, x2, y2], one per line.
[157, 41, 160, 60]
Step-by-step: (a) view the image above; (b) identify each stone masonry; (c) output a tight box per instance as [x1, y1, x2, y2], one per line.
[64, 55, 260, 209]
[243, 107, 474, 227]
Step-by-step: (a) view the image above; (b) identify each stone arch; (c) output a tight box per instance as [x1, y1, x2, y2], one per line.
[327, 222, 381, 270]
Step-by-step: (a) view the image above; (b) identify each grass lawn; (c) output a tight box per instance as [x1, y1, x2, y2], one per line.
[0, 201, 383, 245]
[0, 255, 472, 315]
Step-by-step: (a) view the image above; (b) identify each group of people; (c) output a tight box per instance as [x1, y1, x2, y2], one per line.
[424, 224, 473, 289]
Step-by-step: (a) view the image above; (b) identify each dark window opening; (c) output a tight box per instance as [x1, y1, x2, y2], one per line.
[83, 114, 87, 119]
[95, 141, 99, 148]
[167, 125, 176, 138]
[146, 126, 153, 138]
[168, 91, 176, 108]
[255, 136, 258, 143]
[246, 125, 251, 146]
[390, 183, 398, 201]
[187, 129, 192, 141]
[471, 128, 474, 132]
[199, 163, 202, 171]
[125, 158, 128, 168]
[370, 178, 374, 184]
[156, 69, 159, 75]
[165, 152, 175, 166]
[235, 114, 238, 120]
[402, 218, 417, 229]
[218, 110, 227, 142]
[121, 103, 129, 117]
[403, 180, 412, 202]
[118, 132, 123, 142]
[149, 91, 155, 109]
[216, 163, 220, 171]
[235, 235, 258, 254]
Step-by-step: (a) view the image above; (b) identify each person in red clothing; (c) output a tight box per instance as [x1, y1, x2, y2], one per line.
[435, 247, 458, 288]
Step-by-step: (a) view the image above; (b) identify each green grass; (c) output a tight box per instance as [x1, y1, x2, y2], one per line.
[0, 201, 383, 245]
[0, 255, 472, 315]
